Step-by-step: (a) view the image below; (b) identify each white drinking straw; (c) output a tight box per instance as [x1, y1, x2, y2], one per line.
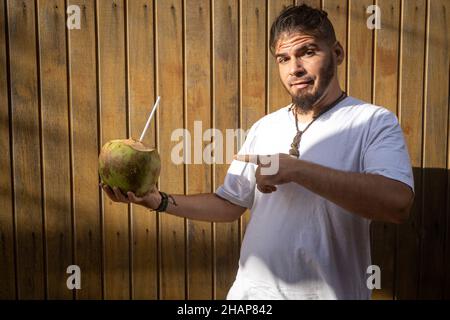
[139, 96, 161, 142]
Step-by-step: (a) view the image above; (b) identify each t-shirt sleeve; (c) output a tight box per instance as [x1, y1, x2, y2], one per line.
[362, 109, 414, 193]
[214, 121, 260, 209]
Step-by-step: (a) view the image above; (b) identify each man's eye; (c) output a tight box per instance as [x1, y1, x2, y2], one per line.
[278, 57, 288, 63]
[305, 50, 315, 56]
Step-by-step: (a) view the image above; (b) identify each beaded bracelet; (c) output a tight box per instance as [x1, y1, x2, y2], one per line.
[155, 191, 169, 212]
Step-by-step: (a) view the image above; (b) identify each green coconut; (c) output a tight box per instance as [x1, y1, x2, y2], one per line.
[99, 138, 161, 197]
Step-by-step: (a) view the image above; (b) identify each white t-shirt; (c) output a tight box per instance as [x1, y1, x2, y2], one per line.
[215, 96, 414, 300]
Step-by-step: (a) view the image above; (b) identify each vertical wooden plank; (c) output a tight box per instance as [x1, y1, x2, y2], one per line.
[323, 0, 348, 91]
[7, 0, 45, 299]
[347, 0, 373, 102]
[0, 0, 16, 300]
[419, 0, 448, 299]
[445, 0, 450, 302]
[447, 60, 450, 300]
[396, 0, 426, 300]
[447, 69, 450, 300]
[239, 0, 266, 242]
[156, 0, 186, 299]
[213, 0, 240, 299]
[38, 0, 73, 299]
[127, 0, 158, 300]
[185, 0, 213, 300]
[373, 0, 399, 114]
[98, 0, 130, 299]
[371, 0, 400, 301]
[347, 0, 375, 298]
[267, 0, 294, 112]
[69, 0, 102, 299]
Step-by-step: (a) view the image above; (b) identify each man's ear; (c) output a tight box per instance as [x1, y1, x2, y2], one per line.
[334, 41, 345, 66]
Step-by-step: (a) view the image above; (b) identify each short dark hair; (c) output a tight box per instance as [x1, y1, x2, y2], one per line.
[269, 4, 337, 56]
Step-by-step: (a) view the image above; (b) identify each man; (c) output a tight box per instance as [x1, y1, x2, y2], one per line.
[101, 4, 414, 299]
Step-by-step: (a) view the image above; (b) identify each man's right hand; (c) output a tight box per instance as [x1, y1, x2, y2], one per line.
[100, 182, 162, 210]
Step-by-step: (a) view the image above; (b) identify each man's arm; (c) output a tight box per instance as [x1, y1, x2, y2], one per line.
[235, 154, 414, 224]
[154, 193, 247, 222]
[289, 159, 414, 224]
[101, 184, 246, 223]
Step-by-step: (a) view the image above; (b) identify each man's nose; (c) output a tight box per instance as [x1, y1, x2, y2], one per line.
[288, 58, 306, 77]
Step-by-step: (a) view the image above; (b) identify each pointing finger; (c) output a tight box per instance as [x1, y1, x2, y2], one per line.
[234, 154, 278, 168]
[233, 154, 260, 165]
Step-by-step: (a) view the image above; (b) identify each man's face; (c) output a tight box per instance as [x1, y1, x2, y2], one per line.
[275, 32, 337, 113]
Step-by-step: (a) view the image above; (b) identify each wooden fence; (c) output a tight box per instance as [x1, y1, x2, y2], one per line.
[0, 0, 449, 299]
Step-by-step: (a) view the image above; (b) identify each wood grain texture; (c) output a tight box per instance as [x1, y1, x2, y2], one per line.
[97, 0, 130, 300]
[68, 0, 103, 299]
[127, 0, 158, 300]
[347, 0, 373, 102]
[267, 0, 294, 112]
[371, 0, 400, 301]
[419, 0, 449, 299]
[396, 0, 426, 300]
[38, 0, 73, 299]
[0, 0, 16, 300]
[239, 0, 266, 243]
[323, 0, 348, 91]
[156, 0, 186, 300]
[1, 0, 448, 300]
[7, 0, 46, 299]
[213, 0, 240, 300]
[185, 0, 213, 300]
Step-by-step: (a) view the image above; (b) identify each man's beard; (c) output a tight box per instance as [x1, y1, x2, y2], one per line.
[291, 57, 335, 114]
